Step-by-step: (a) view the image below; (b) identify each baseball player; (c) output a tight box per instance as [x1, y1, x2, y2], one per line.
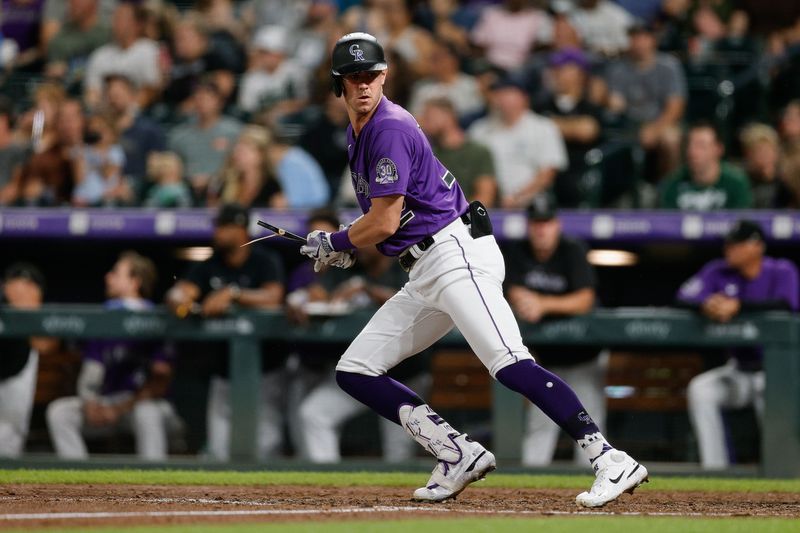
[677, 220, 799, 469]
[47, 252, 182, 460]
[0, 264, 48, 458]
[299, 32, 648, 506]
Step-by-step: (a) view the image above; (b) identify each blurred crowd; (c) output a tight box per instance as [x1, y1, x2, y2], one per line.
[0, 0, 799, 210]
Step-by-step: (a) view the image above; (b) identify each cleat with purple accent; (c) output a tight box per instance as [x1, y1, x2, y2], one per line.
[412, 434, 496, 502]
[575, 449, 649, 508]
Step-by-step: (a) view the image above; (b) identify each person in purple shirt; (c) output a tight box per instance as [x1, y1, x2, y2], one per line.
[46, 251, 182, 461]
[298, 32, 648, 507]
[677, 219, 799, 470]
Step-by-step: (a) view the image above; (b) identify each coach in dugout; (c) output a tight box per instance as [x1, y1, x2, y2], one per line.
[0, 264, 54, 457]
[47, 252, 182, 461]
[503, 196, 607, 466]
[166, 203, 286, 461]
[678, 220, 799, 469]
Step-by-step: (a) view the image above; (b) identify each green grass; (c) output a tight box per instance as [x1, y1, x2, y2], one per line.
[2, 468, 800, 493]
[4, 518, 800, 533]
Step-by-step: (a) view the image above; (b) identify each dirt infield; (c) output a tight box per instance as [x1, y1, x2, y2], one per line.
[1, 484, 799, 529]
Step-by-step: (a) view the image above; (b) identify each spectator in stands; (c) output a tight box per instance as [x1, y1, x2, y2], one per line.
[541, 48, 603, 207]
[166, 204, 286, 461]
[468, 76, 567, 208]
[412, 0, 475, 56]
[142, 151, 192, 208]
[678, 220, 799, 470]
[162, 14, 238, 110]
[83, 1, 161, 109]
[1, 0, 47, 70]
[14, 89, 74, 206]
[470, 0, 553, 73]
[168, 79, 242, 203]
[408, 39, 484, 120]
[290, 210, 427, 463]
[210, 125, 286, 209]
[47, 251, 182, 461]
[42, 0, 116, 48]
[242, 0, 310, 36]
[606, 21, 686, 180]
[779, 100, 800, 201]
[297, 92, 350, 198]
[418, 97, 497, 207]
[72, 112, 130, 206]
[0, 264, 51, 458]
[0, 97, 27, 205]
[266, 128, 329, 208]
[659, 121, 752, 210]
[740, 123, 796, 208]
[237, 25, 310, 119]
[103, 74, 167, 191]
[503, 196, 606, 466]
[191, 0, 247, 74]
[375, 0, 435, 80]
[45, 0, 111, 85]
[567, 0, 633, 57]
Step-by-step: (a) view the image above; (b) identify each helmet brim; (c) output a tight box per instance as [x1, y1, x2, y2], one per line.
[331, 61, 388, 77]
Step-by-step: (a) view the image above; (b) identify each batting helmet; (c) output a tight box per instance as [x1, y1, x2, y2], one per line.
[330, 32, 387, 97]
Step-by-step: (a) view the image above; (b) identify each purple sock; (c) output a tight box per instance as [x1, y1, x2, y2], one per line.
[336, 371, 424, 425]
[496, 359, 606, 444]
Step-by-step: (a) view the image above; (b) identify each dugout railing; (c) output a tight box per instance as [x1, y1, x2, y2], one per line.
[0, 306, 797, 478]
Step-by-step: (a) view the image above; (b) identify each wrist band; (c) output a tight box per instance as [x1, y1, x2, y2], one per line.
[330, 229, 355, 251]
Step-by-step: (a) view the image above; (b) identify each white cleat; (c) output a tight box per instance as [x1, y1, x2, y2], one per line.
[412, 434, 496, 502]
[575, 449, 649, 508]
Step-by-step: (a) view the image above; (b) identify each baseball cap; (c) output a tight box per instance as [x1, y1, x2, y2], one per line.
[549, 47, 590, 71]
[489, 74, 528, 92]
[725, 219, 765, 244]
[526, 195, 558, 222]
[4, 262, 45, 290]
[253, 25, 290, 53]
[215, 203, 250, 229]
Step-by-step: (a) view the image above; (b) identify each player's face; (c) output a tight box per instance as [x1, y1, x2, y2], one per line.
[342, 70, 386, 116]
[529, 219, 561, 256]
[105, 259, 136, 299]
[724, 240, 764, 270]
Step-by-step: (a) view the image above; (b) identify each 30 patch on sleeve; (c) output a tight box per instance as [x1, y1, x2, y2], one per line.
[375, 158, 398, 184]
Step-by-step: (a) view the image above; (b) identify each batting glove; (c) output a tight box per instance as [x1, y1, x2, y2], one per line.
[301, 230, 356, 272]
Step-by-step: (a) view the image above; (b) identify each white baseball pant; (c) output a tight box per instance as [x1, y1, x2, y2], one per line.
[0, 350, 38, 458]
[206, 370, 285, 461]
[687, 359, 764, 469]
[336, 218, 534, 379]
[299, 372, 431, 463]
[46, 395, 182, 460]
[522, 352, 609, 466]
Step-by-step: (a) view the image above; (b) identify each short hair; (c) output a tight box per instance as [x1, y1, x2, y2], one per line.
[4, 262, 45, 292]
[103, 73, 138, 91]
[119, 251, 157, 299]
[740, 123, 779, 151]
[307, 208, 341, 230]
[687, 120, 722, 143]
[422, 96, 458, 118]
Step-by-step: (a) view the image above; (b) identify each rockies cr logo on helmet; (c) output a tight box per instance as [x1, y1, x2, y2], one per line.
[349, 44, 365, 61]
[330, 32, 388, 96]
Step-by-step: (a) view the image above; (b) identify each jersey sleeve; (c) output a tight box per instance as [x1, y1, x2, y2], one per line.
[366, 129, 415, 198]
[677, 262, 720, 304]
[775, 261, 800, 311]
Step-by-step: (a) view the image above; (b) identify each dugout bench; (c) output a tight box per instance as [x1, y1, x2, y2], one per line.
[0, 306, 797, 478]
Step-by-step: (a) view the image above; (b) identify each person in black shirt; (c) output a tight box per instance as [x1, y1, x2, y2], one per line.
[167, 203, 285, 460]
[503, 196, 607, 466]
[540, 48, 603, 208]
[0, 264, 51, 458]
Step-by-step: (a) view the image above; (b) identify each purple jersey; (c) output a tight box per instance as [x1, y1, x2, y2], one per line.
[677, 257, 799, 370]
[346, 96, 469, 256]
[83, 299, 173, 395]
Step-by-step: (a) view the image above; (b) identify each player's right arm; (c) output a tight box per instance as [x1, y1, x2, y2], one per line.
[345, 194, 405, 248]
[166, 280, 201, 317]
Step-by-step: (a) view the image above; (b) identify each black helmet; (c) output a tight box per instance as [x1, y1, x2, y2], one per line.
[330, 32, 387, 97]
